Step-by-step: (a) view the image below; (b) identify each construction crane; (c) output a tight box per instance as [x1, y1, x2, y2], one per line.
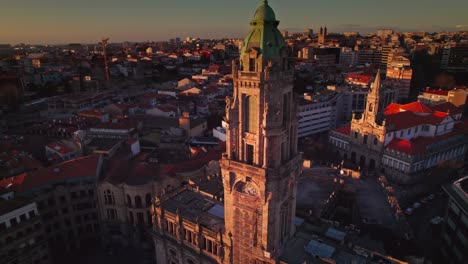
[101, 38, 110, 81]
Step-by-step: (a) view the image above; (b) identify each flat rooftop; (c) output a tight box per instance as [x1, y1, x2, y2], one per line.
[0, 198, 32, 216]
[87, 138, 122, 152]
[160, 188, 225, 231]
[445, 176, 468, 215]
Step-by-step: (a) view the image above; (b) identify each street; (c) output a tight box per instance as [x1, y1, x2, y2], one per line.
[407, 192, 448, 263]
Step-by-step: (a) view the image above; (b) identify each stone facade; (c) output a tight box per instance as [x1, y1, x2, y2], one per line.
[330, 72, 468, 184]
[151, 1, 302, 263]
[342, 70, 386, 170]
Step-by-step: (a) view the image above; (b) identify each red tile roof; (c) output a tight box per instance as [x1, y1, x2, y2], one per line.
[386, 132, 460, 156]
[0, 155, 99, 192]
[384, 102, 433, 115]
[345, 74, 373, 85]
[430, 102, 462, 115]
[386, 111, 449, 131]
[335, 125, 351, 135]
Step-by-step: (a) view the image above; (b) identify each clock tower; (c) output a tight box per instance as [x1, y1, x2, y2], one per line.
[220, 1, 302, 263]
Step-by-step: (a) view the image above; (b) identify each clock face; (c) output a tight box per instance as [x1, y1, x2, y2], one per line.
[243, 183, 257, 196]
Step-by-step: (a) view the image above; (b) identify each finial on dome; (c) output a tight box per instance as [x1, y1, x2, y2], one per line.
[263, 0, 268, 4]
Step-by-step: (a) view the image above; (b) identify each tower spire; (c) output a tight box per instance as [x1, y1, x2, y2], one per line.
[372, 69, 381, 94]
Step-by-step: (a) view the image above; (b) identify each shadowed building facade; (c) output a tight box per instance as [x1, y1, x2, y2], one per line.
[151, 1, 302, 263]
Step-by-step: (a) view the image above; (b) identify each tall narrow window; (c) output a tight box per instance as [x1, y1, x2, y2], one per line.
[245, 96, 258, 133]
[135, 196, 142, 208]
[369, 103, 373, 112]
[145, 193, 152, 207]
[249, 58, 255, 72]
[246, 144, 254, 165]
[104, 190, 115, 205]
[363, 135, 368, 144]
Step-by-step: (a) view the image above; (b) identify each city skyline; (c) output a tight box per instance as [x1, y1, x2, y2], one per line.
[1, 0, 467, 44]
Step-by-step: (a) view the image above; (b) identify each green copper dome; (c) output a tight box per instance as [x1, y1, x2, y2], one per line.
[253, 0, 276, 22]
[241, 0, 286, 60]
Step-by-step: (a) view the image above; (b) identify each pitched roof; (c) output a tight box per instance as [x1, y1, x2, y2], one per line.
[386, 111, 450, 131]
[430, 102, 462, 115]
[384, 102, 433, 115]
[386, 132, 461, 156]
[0, 155, 99, 193]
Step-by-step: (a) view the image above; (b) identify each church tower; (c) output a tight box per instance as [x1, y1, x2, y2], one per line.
[362, 69, 382, 125]
[349, 69, 386, 169]
[221, 1, 302, 263]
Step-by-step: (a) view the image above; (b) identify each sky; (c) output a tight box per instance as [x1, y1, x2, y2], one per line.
[1, 0, 467, 44]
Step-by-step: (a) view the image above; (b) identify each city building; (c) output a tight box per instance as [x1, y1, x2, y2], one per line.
[329, 71, 468, 184]
[441, 43, 468, 72]
[339, 47, 359, 67]
[151, 1, 302, 263]
[441, 176, 468, 263]
[45, 140, 82, 162]
[0, 155, 102, 260]
[385, 56, 413, 100]
[418, 87, 468, 107]
[0, 196, 51, 264]
[297, 92, 340, 138]
[418, 88, 450, 105]
[329, 78, 398, 123]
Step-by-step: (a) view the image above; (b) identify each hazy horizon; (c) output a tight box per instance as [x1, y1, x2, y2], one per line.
[1, 0, 467, 45]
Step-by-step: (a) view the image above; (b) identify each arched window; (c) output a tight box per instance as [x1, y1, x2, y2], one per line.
[135, 196, 142, 208]
[245, 96, 258, 133]
[145, 193, 152, 207]
[363, 135, 368, 144]
[369, 103, 373, 112]
[127, 195, 132, 208]
[374, 138, 378, 145]
[104, 190, 115, 205]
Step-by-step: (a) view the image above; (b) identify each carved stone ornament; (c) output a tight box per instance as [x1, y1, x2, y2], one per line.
[238, 182, 257, 196]
[244, 183, 257, 196]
